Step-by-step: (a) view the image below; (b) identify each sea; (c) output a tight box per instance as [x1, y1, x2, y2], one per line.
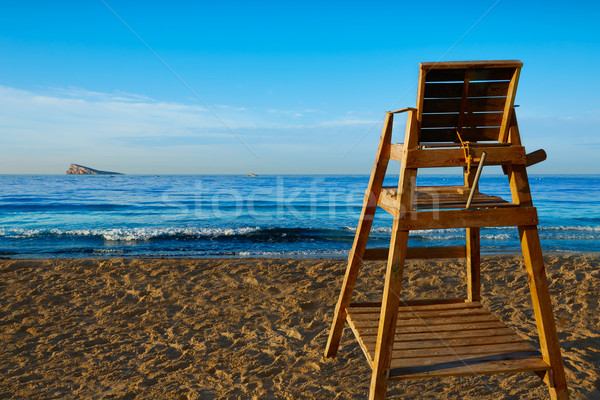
[0, 174, 598, 258]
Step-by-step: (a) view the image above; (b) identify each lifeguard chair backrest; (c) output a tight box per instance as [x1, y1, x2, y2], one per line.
[416, 60, 522, 144]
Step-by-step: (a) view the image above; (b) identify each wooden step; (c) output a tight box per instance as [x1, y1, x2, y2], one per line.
[379, 186, 513, 211]
[345, 300, 549, 380]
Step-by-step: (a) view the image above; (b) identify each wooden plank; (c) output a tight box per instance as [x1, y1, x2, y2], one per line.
[422, 98, 461, 113]
[349, 298, 468, 309]
[390, 341, 536, 360]
[385, 334, 526, 351]
[424, 68, 515, 82]
[358, 320, 508, 337]
[365, 333, 524, 350]
[379, 199, 516, 214]
[324, 112, 395, 358]
[415, 142, 511, 148]
[395, 307, 487, 318]
[389, 143, 404, 160]
[349, 302, 483, 314]
[346, 313, 375, 367]
[350, 303, 485, 316]
[422, 97, 507, 113]
[420, 127, 500, 142]
[390, 349, 541, 370]
[351, 313, 501, 329]
[421, 112, 504, 128]
[386, 143, 404, 161]
[412, 194, 507, 207]
[468, 68, 517, 81]
[362, 245, 466, 260]
[395, 206, 538, 230]
[379, 187, 511, 212]
[389, 356, 548, 380]
[404, 146, 527, 168]
[420, 60, 523, 70]
[348, 302, 479, 315]
[350, 307, 491, 321]
[359, 327, 518, 344]
[408, 201, 517, 210]
[424, 81, 510, 98]
[423, 68, 466, 82]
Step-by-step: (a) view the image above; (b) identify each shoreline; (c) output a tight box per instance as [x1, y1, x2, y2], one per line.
[3, 249, 599, 261]
[1, 254, 598, 398]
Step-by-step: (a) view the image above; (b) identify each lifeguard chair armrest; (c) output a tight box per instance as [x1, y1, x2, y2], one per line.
[502, 149, 546, 175]
[525, 149, 547, 167]
[389, 107, 417, 114]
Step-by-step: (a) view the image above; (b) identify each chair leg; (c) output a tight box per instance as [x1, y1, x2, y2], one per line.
[324, 113, 394, 358]
[324, 192, 379, 358]
[369, 228, 409, 400]
[519, 225, 569, 400]
[466, 227, 480, 302]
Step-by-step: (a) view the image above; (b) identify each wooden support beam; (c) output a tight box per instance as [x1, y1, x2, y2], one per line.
[363, 245, 466, 260]
[404, 146, 527, 168]
[389, 143, 404, 161]
[369, 109, 419, 400]
[395, 206, 538, 230]
[466, 227, 481, 302]
[324, 112, 394, 358]
[507, 160, 569, 399]
[498, 69, 521, 142]
[518, 225, 568, 399]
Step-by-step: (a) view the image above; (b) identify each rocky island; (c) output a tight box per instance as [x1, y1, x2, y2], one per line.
[66, 164, 123, 175]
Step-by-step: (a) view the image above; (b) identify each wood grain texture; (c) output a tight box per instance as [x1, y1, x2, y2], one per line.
[508, 164, 569, 399]
[420, 60, 523, 70]
[392, 207, 538, 230]
[424, 81, 510, 98]
[422, 97, 507, 113]
[345, 300, 548, 381]
[403, 146, 527, 168]
[423, 67, 515, 82]
[368, 110, 420, 400]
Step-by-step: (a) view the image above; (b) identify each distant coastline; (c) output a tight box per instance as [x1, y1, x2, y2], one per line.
[66, 163, 123, 175]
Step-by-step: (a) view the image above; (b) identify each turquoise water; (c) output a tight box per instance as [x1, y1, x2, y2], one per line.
[0, 174, 598, 258]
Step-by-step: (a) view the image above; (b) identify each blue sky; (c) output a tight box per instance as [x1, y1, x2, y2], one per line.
[0, 0, 598, 174]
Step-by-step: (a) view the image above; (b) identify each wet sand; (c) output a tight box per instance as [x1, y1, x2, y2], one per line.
[0, 254, 598, 399]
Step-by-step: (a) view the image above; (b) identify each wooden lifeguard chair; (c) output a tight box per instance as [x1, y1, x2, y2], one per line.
[324, 60, 568, 399]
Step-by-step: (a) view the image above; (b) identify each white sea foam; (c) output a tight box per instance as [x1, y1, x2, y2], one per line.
[234, 249, 348, 257]
[540, 225, 600, 232]
[0, 226, 262, 241]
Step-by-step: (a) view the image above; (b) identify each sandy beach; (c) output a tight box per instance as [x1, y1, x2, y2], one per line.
[0, 254, 598, 399]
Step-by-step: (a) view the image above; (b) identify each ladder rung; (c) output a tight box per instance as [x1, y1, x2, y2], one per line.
[362, 245, 466, 261]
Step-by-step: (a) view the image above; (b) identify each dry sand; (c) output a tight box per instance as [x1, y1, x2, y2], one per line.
[0, 254, 598, 399]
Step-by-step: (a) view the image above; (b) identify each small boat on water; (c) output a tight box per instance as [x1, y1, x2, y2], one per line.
[247, 173, 258, 177]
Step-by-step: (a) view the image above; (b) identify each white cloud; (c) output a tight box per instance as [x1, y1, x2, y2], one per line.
[0, 84, 397, 173]
[49, 87, 155, 103]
